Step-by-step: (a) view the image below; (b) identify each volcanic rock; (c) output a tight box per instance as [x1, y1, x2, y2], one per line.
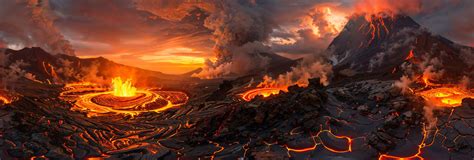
[463, 98, 474, 109]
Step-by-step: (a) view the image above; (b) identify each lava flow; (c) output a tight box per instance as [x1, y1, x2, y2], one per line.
[60, 77, 189, 117]
[241, 87, 287, 102]
[417, 87, 474, 107]
[359, 13, 392, 45]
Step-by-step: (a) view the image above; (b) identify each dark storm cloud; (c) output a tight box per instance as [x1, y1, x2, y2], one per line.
[413, 0, 474, 46]
[0, 0, 472, 74]
[0, 0, 74, 55]
[50, 0, 212, 56]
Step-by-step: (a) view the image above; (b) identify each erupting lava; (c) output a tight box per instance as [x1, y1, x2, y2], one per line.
[60, 77, 189, 117]
[112, 77, 137, 97]
[417, 87, 474, 108]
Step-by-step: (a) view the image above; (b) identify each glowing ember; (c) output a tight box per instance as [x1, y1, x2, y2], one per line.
[0, 95, 11, 104]
[405, 49, 415, 61]
[417, 87, 474, 107]
[111, 77, 137, 97]
[241, 87, 287, 102]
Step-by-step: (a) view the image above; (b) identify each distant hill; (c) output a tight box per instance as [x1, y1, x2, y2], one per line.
[2, 47, 193, 88]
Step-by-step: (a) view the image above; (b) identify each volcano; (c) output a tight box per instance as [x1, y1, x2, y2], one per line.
[330, 14, 473, 83]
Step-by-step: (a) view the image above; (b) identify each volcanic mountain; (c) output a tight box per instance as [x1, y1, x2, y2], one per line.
[330, 14, 474, 83]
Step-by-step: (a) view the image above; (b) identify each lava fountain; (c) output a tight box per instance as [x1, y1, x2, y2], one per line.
[60, 77, 189, 117]
[112, 77, 137, 97]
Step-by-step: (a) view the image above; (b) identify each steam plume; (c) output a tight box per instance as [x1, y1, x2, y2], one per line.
[258, 54, 333, 88]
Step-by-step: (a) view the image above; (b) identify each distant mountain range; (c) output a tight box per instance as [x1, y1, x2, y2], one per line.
[1, 47, 193, 88]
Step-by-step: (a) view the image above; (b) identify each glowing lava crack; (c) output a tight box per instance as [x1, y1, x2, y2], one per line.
[60, 77, 188, 117]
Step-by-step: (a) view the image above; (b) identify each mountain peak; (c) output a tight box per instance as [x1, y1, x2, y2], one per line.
[329, 14, 472, 83]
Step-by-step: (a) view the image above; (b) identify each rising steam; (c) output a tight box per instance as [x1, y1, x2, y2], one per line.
[259, 55, 333, 88]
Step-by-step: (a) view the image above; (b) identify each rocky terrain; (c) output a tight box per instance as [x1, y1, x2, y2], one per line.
[0, 77, 473, 159]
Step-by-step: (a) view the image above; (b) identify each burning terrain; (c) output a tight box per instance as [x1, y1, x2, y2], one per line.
[1, 7, 474, 160]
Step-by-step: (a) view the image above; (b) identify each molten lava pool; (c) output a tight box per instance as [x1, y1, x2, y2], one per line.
[60, 78, 188, 117]
[241, 88, 286, 101]
[417, 87, 474, 107]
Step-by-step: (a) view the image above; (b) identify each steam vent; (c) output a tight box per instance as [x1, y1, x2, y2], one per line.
[0, 1, 474, 159]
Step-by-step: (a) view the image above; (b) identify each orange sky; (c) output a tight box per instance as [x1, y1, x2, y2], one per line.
[1, 0, 472, 75]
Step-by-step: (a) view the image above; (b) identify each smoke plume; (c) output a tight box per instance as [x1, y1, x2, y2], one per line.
[134, 0, 277, 78]
[0, 0, 74, 55]
[193, 0, 276, 78]
[354, 0, 423, 17]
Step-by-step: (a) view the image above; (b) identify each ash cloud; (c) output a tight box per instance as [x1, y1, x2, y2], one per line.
[0, 0, 74, 55]
[134, 0, 343, 78]
[191, 0, 277, 78]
